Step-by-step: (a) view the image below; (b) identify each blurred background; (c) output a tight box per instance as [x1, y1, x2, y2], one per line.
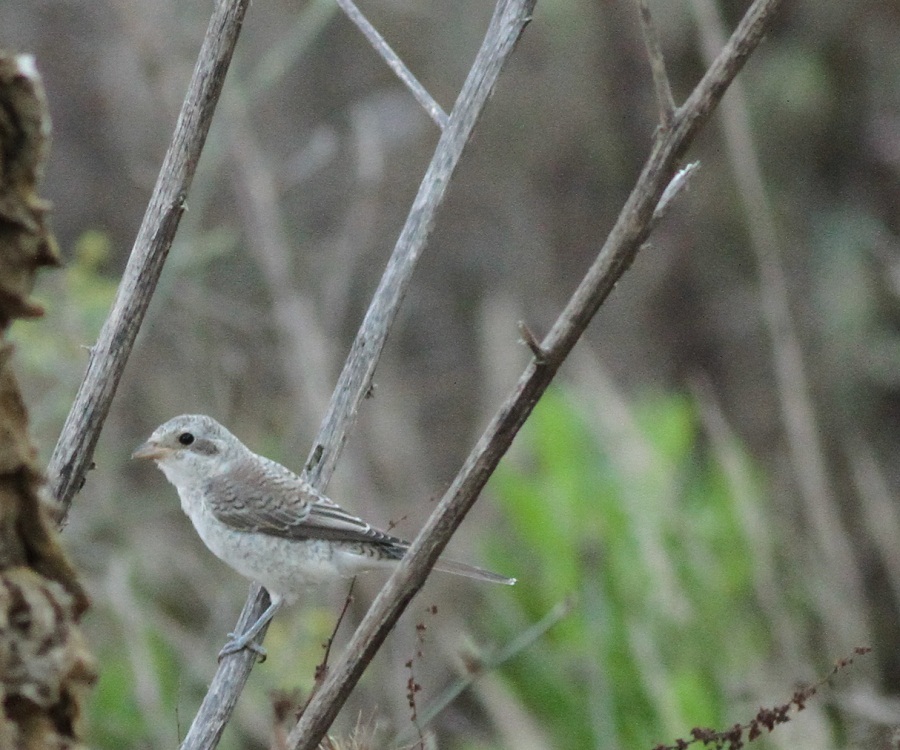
[2, 0, 900, 747]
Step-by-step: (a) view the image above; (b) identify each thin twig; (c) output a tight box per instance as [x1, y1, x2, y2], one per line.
[299, 579, 356, 718]
[300, 0, 533, 494]
[395, 597, 574, 745]
[318, 580, 356, 684]
[636, 0, 676, 127]
[179, 1, 535, 747]
[654, 646, 870, 750]
[288, 1, 783, 748]
[517, 320, 546, 361]
[46, 0, 252, 523]
[335, 0, 449, 130]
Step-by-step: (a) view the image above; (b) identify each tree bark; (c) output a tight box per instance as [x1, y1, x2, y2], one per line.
[0, 50, 96, 748]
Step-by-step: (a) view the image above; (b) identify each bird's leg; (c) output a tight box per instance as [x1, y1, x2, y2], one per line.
[218, 597, 283, 661]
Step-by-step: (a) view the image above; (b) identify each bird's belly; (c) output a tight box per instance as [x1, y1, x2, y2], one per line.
[184, 502, 350, 601]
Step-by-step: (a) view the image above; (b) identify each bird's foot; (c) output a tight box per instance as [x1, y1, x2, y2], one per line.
[218, 631, 267, 663]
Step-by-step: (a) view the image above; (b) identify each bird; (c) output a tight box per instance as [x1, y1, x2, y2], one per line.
[132, 414, 515, 659]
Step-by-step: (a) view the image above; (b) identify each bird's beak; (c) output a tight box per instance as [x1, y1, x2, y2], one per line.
[131, 440, 170, 461]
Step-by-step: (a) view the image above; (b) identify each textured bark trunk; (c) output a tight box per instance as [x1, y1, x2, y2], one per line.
[0, 51, 96, 749]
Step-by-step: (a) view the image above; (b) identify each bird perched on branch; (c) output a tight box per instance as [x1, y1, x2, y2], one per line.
[133, 414, 515, 659]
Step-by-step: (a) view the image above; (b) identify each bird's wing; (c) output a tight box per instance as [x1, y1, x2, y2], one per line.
[203, 455, 407, 548]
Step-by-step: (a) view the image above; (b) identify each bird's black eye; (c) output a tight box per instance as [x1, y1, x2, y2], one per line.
[178, 432, 195, 446]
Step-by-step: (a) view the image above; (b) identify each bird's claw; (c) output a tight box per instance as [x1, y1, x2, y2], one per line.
[218, 632, 267, 663]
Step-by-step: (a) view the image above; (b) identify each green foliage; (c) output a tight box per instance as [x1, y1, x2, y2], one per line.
[87, 650, 147, 747]
[9, 229, 118, 431]
[485, 387, 775, 750]
[86, 629, 185, 749]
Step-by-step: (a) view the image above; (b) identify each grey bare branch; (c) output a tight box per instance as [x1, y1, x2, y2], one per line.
[335, 0, 449, 130]
[287, 0, 783, 748]
[179, 0, 536, 748]
[636, 0, 676, 126]
[46, 0, 252, 523]
[300, 0, 535, 494]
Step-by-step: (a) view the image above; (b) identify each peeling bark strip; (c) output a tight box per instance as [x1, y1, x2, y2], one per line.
[0, 51, 96, 747]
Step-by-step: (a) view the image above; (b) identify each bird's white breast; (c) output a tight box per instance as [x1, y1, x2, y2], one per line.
[173, 483, 359, 602]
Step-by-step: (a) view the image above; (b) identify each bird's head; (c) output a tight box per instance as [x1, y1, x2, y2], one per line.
[132, 414, 246, 487]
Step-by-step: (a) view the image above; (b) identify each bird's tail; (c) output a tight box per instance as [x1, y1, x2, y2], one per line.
[432, 557, 516, 585]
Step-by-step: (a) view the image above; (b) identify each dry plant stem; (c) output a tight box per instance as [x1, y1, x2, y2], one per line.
[180, 583, 273, 749]
[335, 0, 449, 130]
[180, 2, 534, 749]
[396, 597, 574, 745]
[301, 0, 533, 492]
[319, 580, 356, 683]
[655, 646, 869, 750]
[46, 0, 251, 522]
[689, 0, 869, 645]
[288, 1, 783, 747]
[636, 0, 675, 125]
